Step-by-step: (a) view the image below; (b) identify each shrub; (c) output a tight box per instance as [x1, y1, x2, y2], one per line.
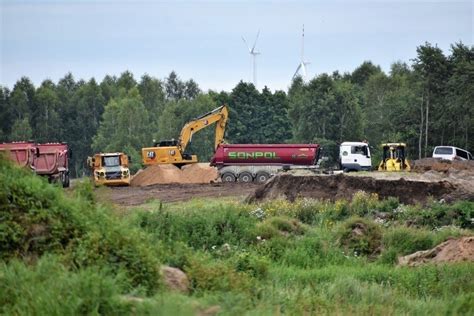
[233, 251, 269, 279]
[0, 256, 130, 315]
[185, 256, 253, 294]
[336, 217, 382, 257]
[350, 191, 379, 217]
[0, 156, 162, 293]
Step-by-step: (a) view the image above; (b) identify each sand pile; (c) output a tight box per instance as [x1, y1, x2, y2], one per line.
[131, 163, 219, 187]
[398, 237, 474, 266]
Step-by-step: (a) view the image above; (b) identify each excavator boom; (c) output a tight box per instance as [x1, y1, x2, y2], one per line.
[179, 105, 228, 152]
[142, 105, 228, 166]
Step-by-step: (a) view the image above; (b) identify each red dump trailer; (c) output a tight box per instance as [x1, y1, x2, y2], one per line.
[35, 143, 70, 187]
[210, 144, 321, 183]
[0, 142, 38, 169]
[0, 142, 70, 187]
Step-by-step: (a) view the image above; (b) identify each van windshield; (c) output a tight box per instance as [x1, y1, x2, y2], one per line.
[434, 147, 453, 155]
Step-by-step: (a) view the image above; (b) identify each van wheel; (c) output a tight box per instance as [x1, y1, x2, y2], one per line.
[221, 172, 236, 183]
[238, 172, 253, 183]
[255, 171, 270, 183]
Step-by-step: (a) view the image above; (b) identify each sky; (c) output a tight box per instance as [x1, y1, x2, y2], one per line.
[0, 0, 472, 92]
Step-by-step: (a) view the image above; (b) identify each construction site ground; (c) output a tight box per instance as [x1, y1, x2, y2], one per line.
[101, 158, 474, 207]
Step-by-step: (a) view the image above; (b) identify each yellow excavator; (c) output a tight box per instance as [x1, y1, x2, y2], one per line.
[378, 142, 411, 171]
[141, 105, 229, 166]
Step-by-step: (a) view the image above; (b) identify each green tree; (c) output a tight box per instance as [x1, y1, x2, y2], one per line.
[413, 42, 449, 157]
[138, 74, 166, 122]
[165, 71, 185, 100]
[9, 116, 33, 141]
[92, 88, 150, 170]
[33, 80, 62, 142]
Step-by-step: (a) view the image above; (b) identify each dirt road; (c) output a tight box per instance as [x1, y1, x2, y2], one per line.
[104, 182, 260, 206]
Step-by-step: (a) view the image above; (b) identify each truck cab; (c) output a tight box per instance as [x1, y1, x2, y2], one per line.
[88, 153, 131, 186]
[339, 142, 372, 172]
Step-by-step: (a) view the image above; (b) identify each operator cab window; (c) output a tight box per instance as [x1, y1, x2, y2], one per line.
[103, 156, 120, 167]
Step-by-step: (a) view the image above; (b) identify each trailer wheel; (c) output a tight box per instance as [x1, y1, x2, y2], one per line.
[255, 171, 270, 183]
[238, 172, 253, 183]
[63, 173, 70, 188]
[221, 172, 236, 182]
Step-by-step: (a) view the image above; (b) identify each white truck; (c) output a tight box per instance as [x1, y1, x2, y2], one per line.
[339, 141, 372, 172]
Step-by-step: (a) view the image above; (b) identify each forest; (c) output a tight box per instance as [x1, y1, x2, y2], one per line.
[0, 42, 472, 176]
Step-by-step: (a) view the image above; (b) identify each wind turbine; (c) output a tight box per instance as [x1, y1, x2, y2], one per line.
[242, 30, 260, 87]
[293, 24, 310, 80]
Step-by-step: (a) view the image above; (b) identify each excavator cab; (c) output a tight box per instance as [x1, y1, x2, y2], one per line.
[378, 143, 411, 171]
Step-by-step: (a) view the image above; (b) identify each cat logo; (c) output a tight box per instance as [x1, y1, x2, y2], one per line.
[169, 150, 176, 156]
[147, 151, 156, 159]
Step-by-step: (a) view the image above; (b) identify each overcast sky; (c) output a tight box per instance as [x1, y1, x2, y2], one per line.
[1, 0, 472, 92]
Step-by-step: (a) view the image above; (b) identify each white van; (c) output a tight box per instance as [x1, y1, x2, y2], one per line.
[339, 142, 372, 171]
[432, 146, 472, 161]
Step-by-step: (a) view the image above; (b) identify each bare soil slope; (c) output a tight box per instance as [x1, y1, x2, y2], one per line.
[247, 174, 471, 204]
[398, 237, 474, 266]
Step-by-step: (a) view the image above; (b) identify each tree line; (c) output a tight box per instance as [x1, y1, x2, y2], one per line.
[0, 42, 472, 176]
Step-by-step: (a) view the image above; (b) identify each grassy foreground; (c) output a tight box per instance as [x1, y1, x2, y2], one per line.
[1, 157, 473, 315]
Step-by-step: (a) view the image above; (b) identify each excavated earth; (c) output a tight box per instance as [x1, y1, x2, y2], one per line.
[398, 237, 474, 266]
[247, 173, 471, 204]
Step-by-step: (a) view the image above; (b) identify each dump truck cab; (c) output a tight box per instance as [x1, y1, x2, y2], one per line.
[339, 141, 372, 172]
[378, 143, 411, 171]
[88, 152, 131, 186]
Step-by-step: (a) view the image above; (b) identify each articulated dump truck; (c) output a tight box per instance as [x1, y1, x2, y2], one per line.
[210, 144, 321, 183]
[87, 152, 131, 186]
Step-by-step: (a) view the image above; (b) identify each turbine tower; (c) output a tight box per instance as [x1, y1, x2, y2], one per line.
[293, 24, 310, 80]
[242, 30, 260, 87]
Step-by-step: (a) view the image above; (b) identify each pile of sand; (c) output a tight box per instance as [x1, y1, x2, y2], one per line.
[131, 163, 219, 187]
[398, 237, 474, 266]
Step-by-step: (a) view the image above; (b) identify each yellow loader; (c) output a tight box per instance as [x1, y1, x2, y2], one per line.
[378, 143, 411, 171]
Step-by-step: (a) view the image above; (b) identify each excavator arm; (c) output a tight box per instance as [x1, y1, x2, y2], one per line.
[178, 105, 229, 153]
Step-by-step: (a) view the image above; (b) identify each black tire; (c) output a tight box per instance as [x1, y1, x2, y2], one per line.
[255, 171, 270, 183]
[221, 172, 236, 183]
[63, 173, 70, 188]
[238, 172, 253, 183]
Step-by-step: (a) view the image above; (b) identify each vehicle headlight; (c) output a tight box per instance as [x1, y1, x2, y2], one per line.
[99, 171, 105, 177]
[122, 170, 129, 176]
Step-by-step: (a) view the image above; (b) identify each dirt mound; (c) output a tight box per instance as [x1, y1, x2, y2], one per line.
[247, 174, 470, 204]
[398, 237, 474, 266]
[131, 163, 219, 187]
[160, 265, 189, 293]
[412, 158, 474, 173]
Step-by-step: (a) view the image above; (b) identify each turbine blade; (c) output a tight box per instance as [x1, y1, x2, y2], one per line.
[293, 64, 302, 79]
[251, 30, 260, 52]
[242, 36, 251, 52]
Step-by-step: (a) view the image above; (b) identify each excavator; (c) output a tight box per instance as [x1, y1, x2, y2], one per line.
[141, 105, 229, 166]
[378, 142, 411, 171]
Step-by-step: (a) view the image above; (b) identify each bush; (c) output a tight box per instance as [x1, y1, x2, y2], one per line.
[336, 217, 382, 257]
[134, 205, 256, 249]
[185, 256, 253, 294]
[0, 156, 162, 293]
[0, 256, 129, 315]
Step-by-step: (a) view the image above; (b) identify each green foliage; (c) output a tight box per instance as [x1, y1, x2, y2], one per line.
[0, 256, 130, 315]
[134, 202, 256, 250]
[395, 200, 474, 229]
[336, 217, 383, 257]
[0, 157, 161, 293]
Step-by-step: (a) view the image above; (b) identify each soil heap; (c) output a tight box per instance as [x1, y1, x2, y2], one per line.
[411, 158, 474, 173]
[247, 173, 467, 204]
[398, 237, 474, 266]
[131, 163, 219, 187]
